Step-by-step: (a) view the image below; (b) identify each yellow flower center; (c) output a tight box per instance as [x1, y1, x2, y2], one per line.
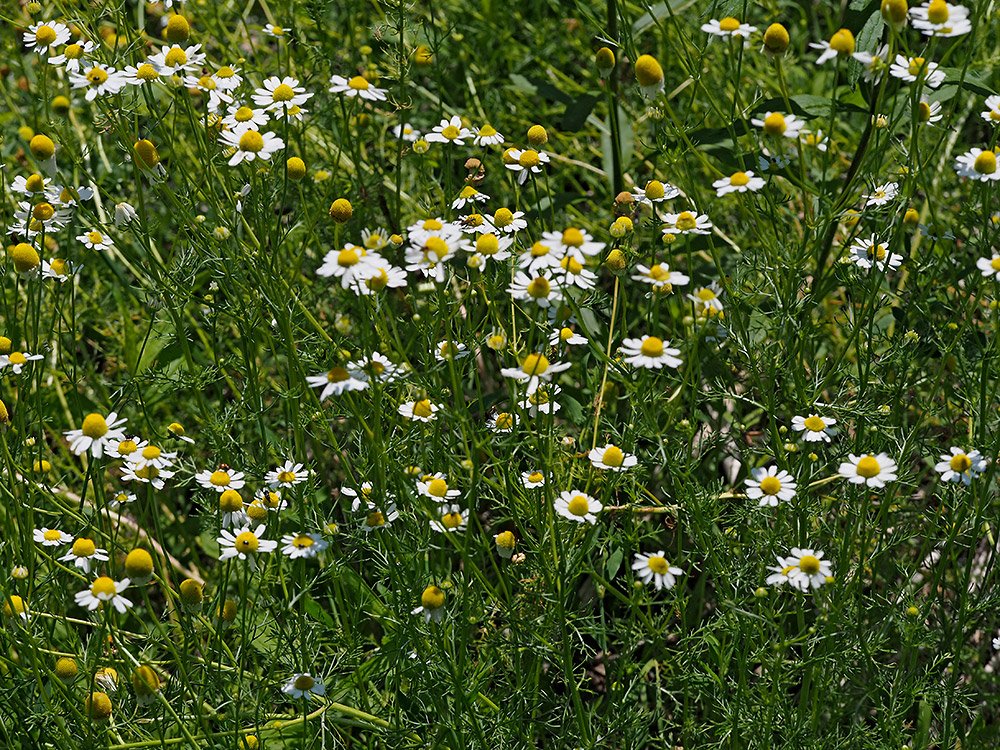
[798, 555, 821, 575]
[238, 131, 265, 153]
[640, 337, 664, 357]
[729, 171, 750, 187]
[135, 466, 160, 480]
[675, 211, 697, 230]
[566, 495, 590, 516]
[476, 234, 499, 255]
[907, 57, 926, 77]
[164, 47, 188, 67]
[647, 555, 669, 574]
[217, 66, 236, 78]
[135, 63, 158, 81]
[366, 269, 389, 290]
[421, 585, 445, 609]
[759, 476, 782, 495]
[278, 470, 296, 483]
[518, 149, 541, 168]
[427, 478, 449, 497]
[91, 577, 117, 598]
[697, 288, 717, 301]
[494, 412, 514, 429]
[326, 367, 349, 382]
[855, 455, 881, 478]
[423, 236, 448, 261]
[25, 174, 45, 192]
[293, 674, 315, 690]
[210, 470, 231, 486]
[526, 277, 551, 298]
[601, 446, 624, 467]
[493, 208, 514, 228]
[347, 75, 369, 90]
[412, 399, 434, 418]
[441, 124, 460, 140]
[528, 472, 544, 483]
[86, 67, 109, 86]
[138, 447, 161, 462]
[763, 112, 787, 135]
[235, 531, 259, 552]
[35, 25, 58, 45]
[718, 17, 741, 31]
[917, 101, 932, 122]
[974, 151, 997, 175]
[234, 106, 255, 122]
[33, 202, 55, 221]
[560, 256, 583, 274]
[72, 538, 97, 557]
[562, 228, 584, 247]
[81, 414, 109, 439]
[521, 353, 550, 376]
[272, 83, 295, 101]
[530, 242, 551, 257]
[803, 416, 826, 432]
[366, 511, 386, 527]
[950, 454, 972, 472]
[927, 0, 950, 23]
[991, 258, 1000, 271]
[868, 244, 888, 261]
[64, 43, 83, 59]
[829, 29, 855, 55]
[441, 511, 464, 529]
[337, 247, 361, 266]
[43, 529, 62, 542]
[219, 490, 243, 512]
[292, 535, 314, 548]
[9, 352, 26, 365]
[479, 124, 497, 136]
[50, 258, 68, 275]
[645, 181, 665, 200]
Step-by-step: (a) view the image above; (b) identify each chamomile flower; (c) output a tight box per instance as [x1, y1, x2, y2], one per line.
[430, 504, 469, 533]
[632, 180, 680, 206]
[10, 174, 50, 196]
[660, 210, 712, 235]
[934, 447, 986, 484]
[122, 61, 164, 87]
[426, 115, 473, 145]
[977, 254, 1000, 280]
[632, 552, 684, 591]
[48, 40, 97, 72]
[317, 244, 381, 288]
[34, 528, 72, 547]
[521, 470, 546, 488]
[184, 74, 234, 113]
[916, 98, 943, 125]
[283, 673, 326, 699]
[65, 413, 128, 458]
[588, 444, 638, 472]
[751, 111, 805, 139]
[519, 385, 562, 416]
[360, 502, 400, 531]
[468, 232, 514, 265]
[252, 76, 313, 113]
[500, 353, 571, 394]
[632, 263, 690, 292]
[108, 491, 137, 509]
[889, 55, 945, 88]
[126, 444, 177, 472]
[547, 227, 605, 257]
[306, 366, 369, 399]
[744, 466, 797, 506]
[554, 491, 602, 524]
[69, 63, 127, 101]
[550, 326, 588, 347]
[76, 229, 114, 252]
[782, 548, 833, 591]
[150, 43, 205, 75]
[701, 17, 757, 37]
[862, 182, 899, 207]
[75, 577, 132, 613]
[792, 414, 837, 442]
[954, 148, 1000, 182]
[59, 538, 109, 574]
[488, 411, 517, 432]
[713, 170, 765, 196]
[121, 464, 175, 490]
[451, 185, 489, 210]
[507, 270, 563, 308]
[393, 123, 420, 142]
[486, 207, 527, 235]
[218, 525, 278, 562]
[0, 351, 43, 375]
[980, 95, 1000, 124]
[810, 29, 863, 65]
[412, 585, 447, 622]
[195, 465, 246, 492]
[263, 24, 291, 37]
[348, 351, 402, 383]
[620, 336, 682, 369]
[24, 22, 71, 54]
[417, 473, 462, 502]
[505, 149, 550, 185]
[217, 490, 248, 528]
[910, 0, 972, 37]
[800, 130, 829, 151]
[280, 533, 328, 559]
[398, 399, 441, 422]
[838, 453, 898, 488]
[266, 461, 309, 488]
[222, 104, 270, 131]
[849, 235, 903, 272]
[433, 340, 468, 362]
[329, 74, 387, 101]
[212, 65, 243, 91]
[473, 124, 504, 146]
[405, 231, 469, 282]
[219, 126, 285, 166]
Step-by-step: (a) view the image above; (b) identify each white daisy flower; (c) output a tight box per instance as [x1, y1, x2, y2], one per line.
[631, 552, 684, 591]
[751, 111, 805, 139]
[521, 470, 546, 488]
[486, 207, 527, 235]
[329, 74, 387, 101]
[660, 209, 712, 235]
[69, 63, 127, 101]
[849, 235, 903, 272]
[306, 366, 369, 399]
[33, 528, 72, 547]
[862, 181, 899, 207]
[412, 585, 447, 622]
[713, 170, 765, 196]
[59, 538, 109, 574]
[783, 548, 833, 591]
[76, 229, 114, 252]
[65, 412, 128, 458]
[954, 148, 1000, 182]
[505, 149, 550, 185]
[487, 411, 517, 432]
[0, 350, 43, 375]
[430, 504, 468, 533]
[500, 353, 571, 394]
[518, 385, 562, 416]
[74, 576, 132, 613]
[222, 104, 270, 131]
[588, 444, 638, 472]
[889, 55, 945, 88]
[507, 270, 563, 308]
[549, 326, 588, 347]
[451, 185, 489, 210]
[393, 123, 420, 142]
[417, 473, 461, 502]
[211, 64, 243, 91]
[791, 414, 837, 442]
[282, 673, 326, 699]
[632, 180, 680, 206]
[744, 466, 797, 506]
[554, 491, 602, 524]
[280, 533, 328, 559]
[701, 17, 757, 37]
[934, 447, 986, 485]
[632, 263, 690, 291]
[620, 336, 682, 369]
[398, 399, 441, 422]
[252, 76, 313, 113]
[48, 40, 98, 73]
[911, 1, 972, 37]
[219, 126, 285, 166]
[195, 465, 246, 492]
[473, 124, 504, 146]
[838, 453, 898, 488]
[425, 115, 473, 145]
[980, 95, 1000, 124]
[149, 43, 205, 75]
[24, 22, 71, 54]
[265, 461, 309, 488]
[217, 525, 278, 562]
